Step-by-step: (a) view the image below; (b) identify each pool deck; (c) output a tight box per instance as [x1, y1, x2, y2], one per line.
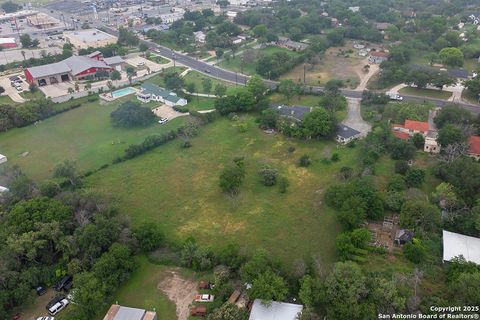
[100, 87, 138, 102]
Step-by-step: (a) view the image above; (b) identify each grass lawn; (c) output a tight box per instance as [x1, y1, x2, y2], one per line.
[0, 95, 16, 105]
[85, 115, 357, 269]
[461, 89, 479, 104]
[219, 46, 301, 76]
[148, 54, 171, 65]
[0, 96, 188, 181]
[185, 96, 216, 111]
[20, 89, 45, 100]
[103, 256, 177, 320]
[399, 87, 452, 99]
[182, 71, 233, 94]
[148, 67, 188, 87]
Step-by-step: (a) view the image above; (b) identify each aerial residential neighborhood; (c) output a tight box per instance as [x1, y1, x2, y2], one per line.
[1, 0, 480, 319]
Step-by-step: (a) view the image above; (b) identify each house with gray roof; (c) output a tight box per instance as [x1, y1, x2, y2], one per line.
[336, 124, 361, 144]
[276, 105, 312, 121]
[103, 304, 157, 320]
[137, 82, 188, 107]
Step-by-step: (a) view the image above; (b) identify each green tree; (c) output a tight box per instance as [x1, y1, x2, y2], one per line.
[431, 72, 455, 90]
[249, 270, 288, 304]
[450, 272, 480, 304]
[400, 200, 441, 232]
[214, 84, 227, 97]
[405, 167, 425, 188]
[72, 272, 106, 318]
[298, 275, 321, 307]
[54, 159, 81, 187]
[110, 100, 155, 128]
[202, 78, 212, 94]
[19, 34, 32, 48]
[134, 223, 164, 252]
[1, 1, 21, 13]
[164, 72, 184, 91]
[339, 196, 367, 230]
[246, 75, 267, 102]
[302, 107, 336, 139]
[93, 243, 137, 291]
[438, 124, 466, 147]
[219, 159, 245, 195]
[403, 238, 426, 264]
[438, 47, 464, 67]
[110, 70, 122, 81]
[278, 79, 302, 102]
[207, 303, 248, 320]
[411, 133, 425, 149]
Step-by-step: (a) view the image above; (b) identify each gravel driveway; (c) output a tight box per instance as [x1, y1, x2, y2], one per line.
[342, 98, 372, 137]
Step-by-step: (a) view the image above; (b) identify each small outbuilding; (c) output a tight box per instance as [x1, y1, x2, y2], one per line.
[394, 229, 414, 245]
[249, 299, 303, 320]
[190, 305, 207, 317]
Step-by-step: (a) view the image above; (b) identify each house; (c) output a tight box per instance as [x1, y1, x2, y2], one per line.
[468, 135, 480, 160]
[63, 29, 118, 49]
[442, 230, 480, 264]
[103, 304, 157, 320]
[103, 56, 126, 72]
[26, 13, 60, 29]
[368, 51, 389, 64]
[276, 37, 309, 51]
[394, 229, 414, 245]
[424, 133, 440, 154]
[226, 11, 239, 21]
[194, 31, 206, 43]
[0, 154, 7, 165]
[331, 17, 339, 27]
[276, 105, 311, 122]
[24, 54, 122, 86]
[348, 6, 360, 12]
[336, 124, 361, 144]
[230, 0, 248, 5]
[392, 120, 429, 138]
[137, 83, 188, 107]
[375, 22, 393, 32]
[232, 36, 244, 45]
[448, 68, 469, 80]
[249, 299, 303, 320]
[0, 37, 17, 49]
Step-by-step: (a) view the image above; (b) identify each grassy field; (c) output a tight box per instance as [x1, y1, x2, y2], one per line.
[148, 54, 171, 65]
[185, 96, 216, 111]
[399, 87, 452, 99]
[0, 96, 188, 181]
[104, 256, 177, 320]
[85, 115, 358, 268]
[148, 67, 188, 87]
[20, 89, 45, 100]
[0, 95, 16, 105]
[182, 71, 233, 94]
[219, 46, 301, 76]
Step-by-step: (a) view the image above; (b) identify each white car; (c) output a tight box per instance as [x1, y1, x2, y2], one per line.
[15, 85, 23, 92]
[137, 61, 146, 66]
[158, 117, 168, 124]
[36, 317, 55, 320]
[48, 298, 69, 316]
[194, 294, 215, 302]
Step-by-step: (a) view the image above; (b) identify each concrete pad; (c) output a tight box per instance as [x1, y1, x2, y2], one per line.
[125, 55, 164, 73]
[152, 105, 187, 120]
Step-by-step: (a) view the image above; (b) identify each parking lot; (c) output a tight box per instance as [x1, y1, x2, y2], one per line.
[0, 74, 29, 103]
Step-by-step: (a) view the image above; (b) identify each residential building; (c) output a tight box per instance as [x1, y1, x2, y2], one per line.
[159, 9, 184, 24]
[348, 6, 360, 12]
[276, 37, 309, 51]
[330, 17, 339, 27]
[392, 119, 429, 138]
[24, 54, 122, 86]
[230, 0, 248, 5]
[103, 56, 126, 71]
[103, 304, 157, 320]
[226, 11, 239, 20]
[137, 83, 188, 106]
[442, 230, 480, 264]
[276, 105, 311, 122]
[336, 124, 361, 144]
[249, 299, 303, 320]
[448, 68, 469, 80]
[368, 51, 389, 64]
[424, 130, 440, 153]
[63, 29, 118, 49]
[375, 22, 393, 32]
[0, 37, 17, 49]
[468, 135, 480, 160]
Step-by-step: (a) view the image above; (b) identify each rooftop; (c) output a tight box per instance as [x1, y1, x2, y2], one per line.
[276, 105, 311, 121]
[141, 83, 183, 103]
[249, 299, 303, 320]
[26, 55, 112, 78]
[369, 51, 389, 58]
[468, 135, 480, 155]
[336, 124, 361, 139]
[442, 230, 480, 264]
[64, 29, 117, 43]
[404, 119, 429, 132]
[103, 304, 157, 320]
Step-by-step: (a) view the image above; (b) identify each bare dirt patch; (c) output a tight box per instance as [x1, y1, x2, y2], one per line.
[158, 268, 198, 320]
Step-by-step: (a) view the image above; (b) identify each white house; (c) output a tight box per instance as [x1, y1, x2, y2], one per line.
[137, 83, 187, 107]
[249, 300, 303, 320]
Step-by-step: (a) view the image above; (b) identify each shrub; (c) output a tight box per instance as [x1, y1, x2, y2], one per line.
[258, 165, 278, 186]
[134, 223, 164, 252]
[331, 153, 340, 162]
[288, 146, 296, 153]
[298, 154, 311, 167]
[219, 159, 246, 195]
[110, 100, 155, 128]
[404, 239, 426, 264]
[395, 160, 409, 175]
[405, 167, 425, 187]
[278, 177, 289, 193]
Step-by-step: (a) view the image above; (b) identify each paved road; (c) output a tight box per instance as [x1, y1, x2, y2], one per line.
[343, 98, 372, 136]
[100, 26, 480, 114]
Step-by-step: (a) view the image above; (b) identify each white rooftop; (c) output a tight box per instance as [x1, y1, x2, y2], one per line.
[64, 29, 117, 43]
[249, 299, 303, 320]
[0, 154, 7, 165]
[113, 306, 146, 320]
[0, 38, 16, 44]
[443, 230, 480, 264]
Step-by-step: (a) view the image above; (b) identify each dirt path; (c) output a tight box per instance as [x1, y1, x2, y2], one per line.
[158, 268, 198, 320]
[343, 98, 372, 136]
[353, 59, 379, 91]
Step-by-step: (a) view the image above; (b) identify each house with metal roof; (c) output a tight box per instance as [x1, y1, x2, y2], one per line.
[137, 83, 188, 107]
[103, 304, 157, 320]
[468, 135, 480, 160]
[442, 230, 480, 264]
[336, 124, 361, 144]
[24, 54, 123, 86]
[276, 105, 311, 122]
[249, 299, 303, 320]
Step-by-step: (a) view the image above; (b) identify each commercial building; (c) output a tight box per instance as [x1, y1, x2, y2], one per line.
[26, 13, 60, 29]
[0, 37, 17, 49]
[103, 304, 157, 320]
[63, 29, 118, 49]
[24, 53, 123, 86]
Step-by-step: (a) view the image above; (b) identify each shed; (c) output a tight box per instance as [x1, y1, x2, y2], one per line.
[394, 229, 414, 245]
[249, 299, 303, 320]
[442, 230, 480, 264]
[191, 305, 207, 317]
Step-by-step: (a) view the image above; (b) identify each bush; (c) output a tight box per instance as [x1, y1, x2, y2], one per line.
[405, 167, 425, 187]
[404, 239, 426, 264]
[288, 146, 296, 153]
[395, 160, 409, 175]
[110, 100, 155, 128]
[331, 153, 340, 162]
[298, 154, 311, 167]
[258, 165, 278, 186]
[278, 177, 289, 193]
[219, 159, 246, 195]
[134, 223, 164, 252]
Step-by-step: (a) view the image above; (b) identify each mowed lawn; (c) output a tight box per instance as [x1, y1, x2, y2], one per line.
[0, 96, 187, 181]
[182, 71, 233, 94]
[399, 87, 452, 99]
[86, 116, 357, 268]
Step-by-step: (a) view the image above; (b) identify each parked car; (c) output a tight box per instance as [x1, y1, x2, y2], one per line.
[46, 295, 66, 309]
[48, 298, 69, 316]
[14, 79, 23, 84]
[15, 86, 23, 92]
[8, 76, 19, 81]
[36, 286, 47, 296]
[194, 294, 214, 302]
[36, 317, 55, 320]
[158, 117, 168, 124]
[54, 276, 72, 292]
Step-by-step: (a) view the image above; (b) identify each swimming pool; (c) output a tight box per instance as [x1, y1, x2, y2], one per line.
[111, 87, 136, 98]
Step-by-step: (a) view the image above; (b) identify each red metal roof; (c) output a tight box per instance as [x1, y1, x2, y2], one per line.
[469, 136, 480, 155]
[394, 131, 410, 139]
[404, 120, 429, 132]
